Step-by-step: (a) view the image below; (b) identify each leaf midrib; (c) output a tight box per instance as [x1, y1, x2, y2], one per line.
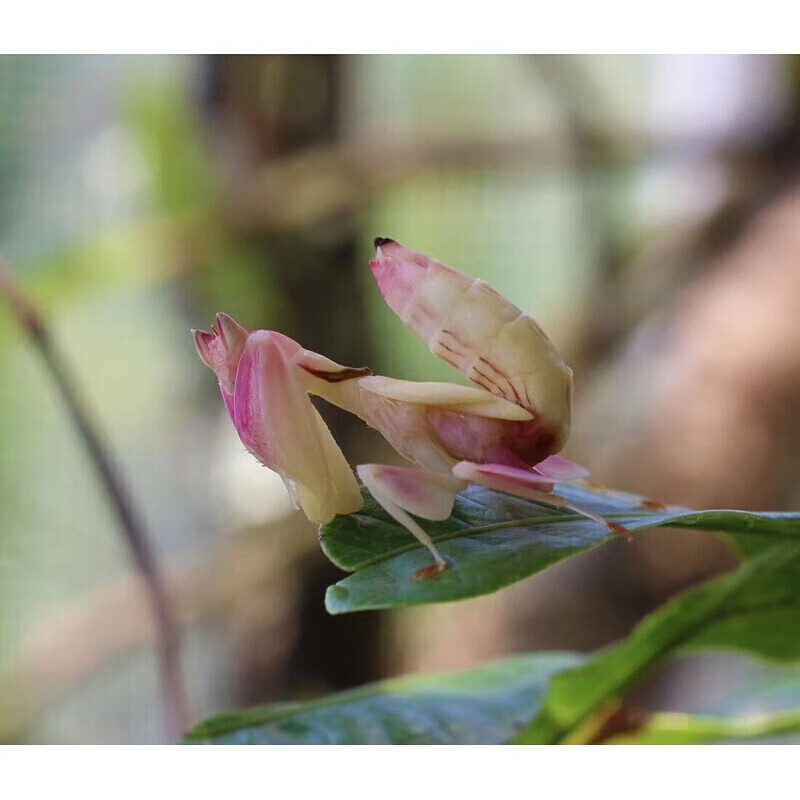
[327, 508, 800, 572]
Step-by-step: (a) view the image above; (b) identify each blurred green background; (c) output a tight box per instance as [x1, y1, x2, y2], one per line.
[2, 55, 800, 742]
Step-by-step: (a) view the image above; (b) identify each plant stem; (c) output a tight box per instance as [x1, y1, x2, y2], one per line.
[0, 256, 190, 739]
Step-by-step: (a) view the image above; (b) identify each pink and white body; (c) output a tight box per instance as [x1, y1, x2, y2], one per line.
[193, 239, 628, 578]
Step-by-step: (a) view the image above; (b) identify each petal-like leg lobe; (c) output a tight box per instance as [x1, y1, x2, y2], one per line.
[533, 454, 590, 482]
[453, 461, 555, 493]
[233, 331, 362, 523]
[357, 464, 466, 574]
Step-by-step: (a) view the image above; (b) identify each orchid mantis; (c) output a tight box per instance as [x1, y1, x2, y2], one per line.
[193, 239, 629, 579]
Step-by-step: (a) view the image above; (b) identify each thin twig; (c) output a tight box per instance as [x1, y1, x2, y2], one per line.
[0, 255, 190, 739]
[0, 514, 311, 741]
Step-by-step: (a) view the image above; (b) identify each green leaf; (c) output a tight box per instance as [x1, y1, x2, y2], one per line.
[610, 657, 800, 744]
[183, 652, 582, 745]
[613, 711, 800, 744]
[689, 607, 800, 661]
[321, 484, 800, 614]
[513, 542, 800, 743]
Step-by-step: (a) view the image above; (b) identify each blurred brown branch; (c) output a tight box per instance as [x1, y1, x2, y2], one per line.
[226, 134, 762, 236]
[0, 565, 200, 742]
[0, 256, 190, 740]
[0, 517, 311, 742]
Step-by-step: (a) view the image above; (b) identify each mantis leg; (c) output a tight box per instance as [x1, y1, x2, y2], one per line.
[356, 464, 467, 576]
[453, 461, 631, 538]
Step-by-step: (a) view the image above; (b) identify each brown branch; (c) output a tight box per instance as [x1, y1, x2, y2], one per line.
[0, 256, 190, 739]
[227, 134, 763, 236]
